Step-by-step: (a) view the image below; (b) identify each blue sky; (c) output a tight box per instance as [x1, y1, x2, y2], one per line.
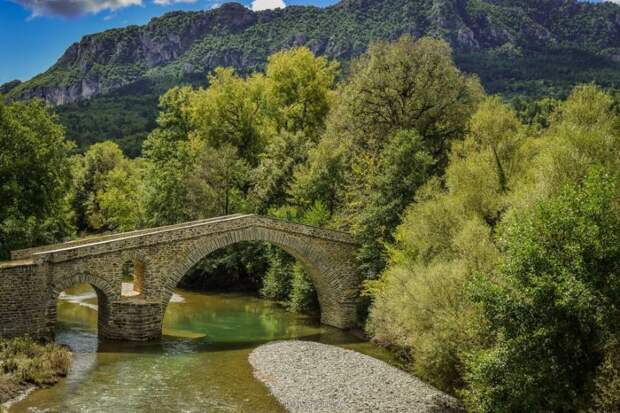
[0, 0, 338, 84]
[0, 0, 616, 84]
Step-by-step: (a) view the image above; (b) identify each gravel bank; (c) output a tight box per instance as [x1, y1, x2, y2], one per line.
[249, 341, 464, 413]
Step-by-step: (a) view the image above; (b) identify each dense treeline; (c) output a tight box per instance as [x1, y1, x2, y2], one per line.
[12, 0, 617, 157]
[367, 85, 620, 411]
[1, 36, 618, 411]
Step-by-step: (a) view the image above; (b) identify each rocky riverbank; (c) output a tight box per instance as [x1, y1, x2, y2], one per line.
[0, 338, 70, 409]
[249, 340, 463, 413]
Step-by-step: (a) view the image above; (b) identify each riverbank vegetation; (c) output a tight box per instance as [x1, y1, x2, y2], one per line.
[0, 338, 71, 405]
[1, 35, 618, 411]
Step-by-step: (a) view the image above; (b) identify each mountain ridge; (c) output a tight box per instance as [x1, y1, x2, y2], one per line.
[6, 0, 620, 106]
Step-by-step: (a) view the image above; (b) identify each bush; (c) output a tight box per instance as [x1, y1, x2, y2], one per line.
[286, 263, 319, 314]
[260, 247, 293, 302]
[0, 337, 71, 403]
[463, 168, 620, 412]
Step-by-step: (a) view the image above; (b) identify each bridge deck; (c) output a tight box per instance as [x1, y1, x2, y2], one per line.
[10, 214, 250, 260]
[0, 258, 34, 269]
[6, 214, 356, 265]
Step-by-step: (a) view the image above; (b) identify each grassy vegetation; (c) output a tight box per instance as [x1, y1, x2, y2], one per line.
[0, 337, 71, 404]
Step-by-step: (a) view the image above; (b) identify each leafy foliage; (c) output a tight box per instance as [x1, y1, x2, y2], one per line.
[0, 99, 74, 258]
[464, 168, 620, 412]
[294, 36, 483, 278]
[367, 84, 620, 410]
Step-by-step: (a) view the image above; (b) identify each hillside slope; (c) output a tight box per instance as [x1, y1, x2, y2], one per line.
[4, 0, 619, 154]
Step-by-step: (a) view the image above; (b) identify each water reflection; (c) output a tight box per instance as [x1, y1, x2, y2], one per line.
[10, 284, 395, 413]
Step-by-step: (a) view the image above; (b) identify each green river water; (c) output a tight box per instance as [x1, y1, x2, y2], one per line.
[9, 284, 395, 413]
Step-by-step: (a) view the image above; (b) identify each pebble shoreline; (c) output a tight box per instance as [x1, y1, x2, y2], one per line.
[249, 340, 464, 413]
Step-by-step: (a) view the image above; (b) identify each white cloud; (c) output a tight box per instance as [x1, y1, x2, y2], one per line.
[251, 0, 285, 11]
[153, 0, 197, 5]
[13, 0, 142, 18]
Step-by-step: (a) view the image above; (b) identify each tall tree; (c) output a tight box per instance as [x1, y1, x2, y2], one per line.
[97, 157, 146, 232]
[366, 97, 524, 393]
[0, 99, 74, 258]
[265, 47, 338, 136]
[73, 141, 125, 232]
[142, 87, 195, 226]
[185, 143, 250, 217]
[251, 48, 339, 213]
[292, 35, 483, 278]
[187, 68, 271, 166]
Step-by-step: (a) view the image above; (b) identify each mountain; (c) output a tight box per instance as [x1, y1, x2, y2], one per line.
[4, 0, 620, 155]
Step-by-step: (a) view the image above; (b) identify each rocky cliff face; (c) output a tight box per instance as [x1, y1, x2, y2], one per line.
[12, 3, 259, 104]
[9, 0, 620, 105]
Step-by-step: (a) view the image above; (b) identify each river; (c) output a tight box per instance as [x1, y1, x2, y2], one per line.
[9, 284, 395, 412]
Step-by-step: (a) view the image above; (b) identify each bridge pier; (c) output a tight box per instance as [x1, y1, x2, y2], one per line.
[99, 300, 163, 341]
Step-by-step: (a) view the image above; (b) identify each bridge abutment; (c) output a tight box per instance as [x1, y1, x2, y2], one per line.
[0, 263, 49, 339]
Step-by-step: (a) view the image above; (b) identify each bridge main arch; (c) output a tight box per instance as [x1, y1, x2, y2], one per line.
[163, 225, 360, 329]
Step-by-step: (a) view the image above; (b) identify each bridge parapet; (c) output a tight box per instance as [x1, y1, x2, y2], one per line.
[30, 215, 356, 265]
[11, 214, 249, 260]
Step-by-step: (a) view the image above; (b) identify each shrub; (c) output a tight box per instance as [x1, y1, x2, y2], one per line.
[463, 168, 620, 412]
[0, 337, 71, 403]
[286, 263, 319, 314]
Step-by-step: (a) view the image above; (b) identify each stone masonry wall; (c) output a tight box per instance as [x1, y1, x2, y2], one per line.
[0, 214, 361, 341]
[0, 263, 48, 338]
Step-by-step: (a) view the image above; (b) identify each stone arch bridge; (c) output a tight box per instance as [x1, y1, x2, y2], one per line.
[0, 214, 361, 341]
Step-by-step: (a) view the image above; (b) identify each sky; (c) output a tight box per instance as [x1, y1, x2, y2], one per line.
[0, 0, 616, 84]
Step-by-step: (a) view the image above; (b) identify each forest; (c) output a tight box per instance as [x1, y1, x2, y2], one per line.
[1, 36, 619, 412]
[5, 0, 619, 156]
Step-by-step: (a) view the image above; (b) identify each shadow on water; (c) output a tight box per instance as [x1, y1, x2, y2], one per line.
[10, 285, 395, 413]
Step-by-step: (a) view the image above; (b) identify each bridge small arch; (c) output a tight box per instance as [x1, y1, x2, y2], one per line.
[44, 274, 116, 338]
[121, 257, 146, 297]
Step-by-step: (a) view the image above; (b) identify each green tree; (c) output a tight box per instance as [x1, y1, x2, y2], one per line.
[366, 97, 523, 393]
[288, 133, 347, 214]
[251, 131, 315, 213]
[354, 130, 434, 277]
[188, 68, 271, 166]
[142, 87, 196, 226]
[252, 48, 338, 213]
[97, 158, 146, 232]
[464, 169, 620, 413]
[320, 35, 483, 278]
[73, 141, 125, 232]
[185, 143, 250, 217]
[513, 85, 619, 206]
[333, 35, 483, 167]
[265, 47, 338, 136]
[0, 99, 74, 258]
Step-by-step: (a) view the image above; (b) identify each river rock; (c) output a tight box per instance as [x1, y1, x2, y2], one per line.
[249, 340, 464, 413]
